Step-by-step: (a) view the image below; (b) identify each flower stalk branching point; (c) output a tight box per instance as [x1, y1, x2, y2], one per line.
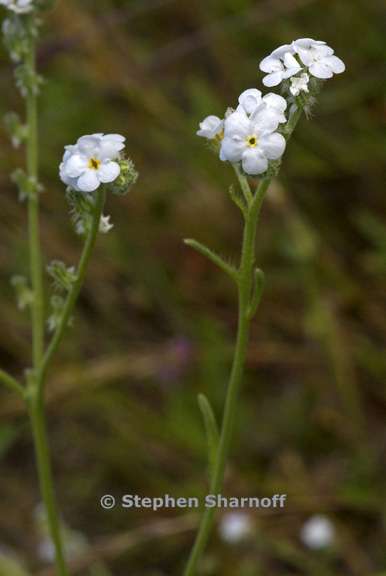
[184, 38, 345, 575]
[0, 2, 138, 573]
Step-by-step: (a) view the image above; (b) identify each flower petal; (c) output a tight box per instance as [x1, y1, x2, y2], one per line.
[197, 115, 223, 138]
[76, 135, 101, 155]
[260, 132, 286, 160]
[220, 137, 246, 163]
[324, 55, 345, 73]
[309, 61, 333, 79]
[238, 89, 262, 115]
[77, 170, 100, 192]
[271, 44, 294, 58]
[241, 149, 268, 175]
[250, 108, 280, 133]
[259, 56, 282, 74]
[223, 110, 250, 138]
[97, 161, 121, 183]
[63, 154, 87, 178]
[262, 71, 284, 87]
[263, 93, 287, 114]
[283, 52, 300, 70]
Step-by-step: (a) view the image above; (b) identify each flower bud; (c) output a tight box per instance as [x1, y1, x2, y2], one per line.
[108, 157, 138, 196]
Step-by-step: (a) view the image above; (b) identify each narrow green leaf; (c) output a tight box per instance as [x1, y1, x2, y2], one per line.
[184, 238, 238, 283]
[198, 393, 219, 482]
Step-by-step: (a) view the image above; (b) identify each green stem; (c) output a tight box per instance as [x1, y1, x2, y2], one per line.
[184, 107, 304, 574]
[0, 369, 25, 397]
[28, 389, 69, 576]
[27, 189, 105, 576]
[38, 187, 106, 389]
[27, 33, 44, 369]
[183, 177, 270, 576]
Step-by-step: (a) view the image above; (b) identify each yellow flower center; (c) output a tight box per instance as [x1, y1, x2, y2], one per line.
[247, 135, 257, 147]
[215, 130, 224, 142]
[88, 157, 101, 170]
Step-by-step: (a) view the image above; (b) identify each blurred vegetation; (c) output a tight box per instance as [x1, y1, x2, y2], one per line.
[0, 0, 385, 574]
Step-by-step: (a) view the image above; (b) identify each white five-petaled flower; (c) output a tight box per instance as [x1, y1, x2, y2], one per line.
[292, 38, 345, 79]
[60, 133, 125, 193]
[0, 0, 33, 13]
[220, 100, 286, 176]
[197, 115, 224, 140]
[260, 38, 345, 88]
[300, 515, 335, 550]
[290, 72, 310, 96]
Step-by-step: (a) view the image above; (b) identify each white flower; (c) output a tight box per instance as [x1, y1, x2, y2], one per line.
[60, 133, 125, 193]
[219, 512, 253, 544]
[259, 44, 301, 87]
[0, 0, 33, 13]
[300, 515, 335, 550]
[99, 214, 114, 234]
[197, 115, 224, 140]
[290, 72, 310, 96]
[259, 39, 345, 89]
[293, 38, 345, 79]
[237, 88, 287, 124]
[220, 104, 286, 176]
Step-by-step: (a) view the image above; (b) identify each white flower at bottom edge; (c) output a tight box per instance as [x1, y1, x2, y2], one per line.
[60, 133, 125, 193]
[0, 0, 33, 13]
[290, 72, 310, 96]
[292, 38, 345, 79]
[300, 515, 335, 550]
[220, 107, 286, 176]
[197, 115, 224, 140]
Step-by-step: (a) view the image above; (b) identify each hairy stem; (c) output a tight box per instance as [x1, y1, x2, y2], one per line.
[183, 177, 270, 576]
[28, 188, 105, 576]
[27, 31, 44, 369]
[38, 187, 106, 389]
[28, 388, 69, 576]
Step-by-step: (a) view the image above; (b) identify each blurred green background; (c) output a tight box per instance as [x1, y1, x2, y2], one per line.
[0, 0, 385, 574]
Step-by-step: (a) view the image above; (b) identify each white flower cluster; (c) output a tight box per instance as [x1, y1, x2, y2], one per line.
[197, 38, 345, 176]
[198, 88, 287, 176]
[60, 133, 125, 193]
[260, 38, 345, 96]
[0, 0, 33, 13]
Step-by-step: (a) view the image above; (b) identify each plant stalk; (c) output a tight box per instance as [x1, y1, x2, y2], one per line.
[38, 187, 106, 389]
[183, 106, 304, 575]
[183, 177, 270, 576]
[27, 33, 44, 369]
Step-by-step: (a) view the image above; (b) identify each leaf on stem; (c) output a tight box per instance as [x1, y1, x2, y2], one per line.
[11, 275, 34, 310]
[47, 295, 72, 333]
[47, 260, 77, 293]
[11, 168, 42, 202]
[184, 238, 238, 283]
[197, 393, 219, 482]
[247, 267, 265, 320]
[3, 112, 28, 148]
[227, 184, 247, 217]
